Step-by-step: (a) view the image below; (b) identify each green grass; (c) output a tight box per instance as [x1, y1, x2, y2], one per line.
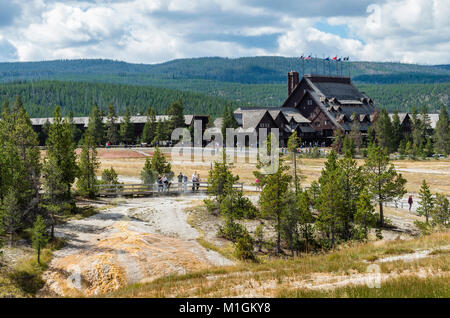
[277, 275, 450, 298]
[383, 247, 415, 255]
[6, 237, 66, 296]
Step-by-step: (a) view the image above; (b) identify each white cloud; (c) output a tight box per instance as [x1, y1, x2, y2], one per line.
[0, 0, 448, 64]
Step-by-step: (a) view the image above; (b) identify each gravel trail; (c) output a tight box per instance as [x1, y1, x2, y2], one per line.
[41, 196, 232, 297]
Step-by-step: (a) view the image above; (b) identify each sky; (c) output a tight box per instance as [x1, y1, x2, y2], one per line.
[0, 0, 449, 64]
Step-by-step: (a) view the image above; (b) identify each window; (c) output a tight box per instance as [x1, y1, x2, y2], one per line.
[324, 120, 328, 125]
[315, 122, 320, 127]
[307, 99, 312, 106]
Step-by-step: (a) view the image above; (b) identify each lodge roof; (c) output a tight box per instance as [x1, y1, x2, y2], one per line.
[30, 115, 207, 127]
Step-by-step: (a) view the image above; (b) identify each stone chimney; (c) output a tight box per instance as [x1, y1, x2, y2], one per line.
[288, 71, 299, 96]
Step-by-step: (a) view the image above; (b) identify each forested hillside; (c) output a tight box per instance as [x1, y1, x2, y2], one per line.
[1, 57, 450, 84]
[0, 81, 241, 118]
[0, 80, 448, 117]
[358, 83, 450, 113]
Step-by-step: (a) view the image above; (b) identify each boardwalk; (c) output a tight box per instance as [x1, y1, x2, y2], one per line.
[95, 182, 244, 197]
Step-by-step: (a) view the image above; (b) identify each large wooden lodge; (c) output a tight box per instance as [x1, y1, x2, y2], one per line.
[233, 72, 378, 147]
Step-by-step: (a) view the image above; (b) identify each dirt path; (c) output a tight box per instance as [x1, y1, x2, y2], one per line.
[40, 196, 232, 297]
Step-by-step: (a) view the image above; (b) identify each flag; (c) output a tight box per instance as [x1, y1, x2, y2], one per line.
[332, 56, 337, 60]
[343, 56, 349, 61]
[298, 55, 304, 60]
[325, 57, 330, 61]
[337, 57, 341, 61]
[305, 55, 311, 60]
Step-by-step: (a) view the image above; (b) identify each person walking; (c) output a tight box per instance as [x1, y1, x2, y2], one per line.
[162, 175, 168, 192]
[255, 178, 260, 191]
[183, 175, 188, 192]
[408, 195, 413, 211]
[177, 172, 183, 191]
[157, 175, 163, 193]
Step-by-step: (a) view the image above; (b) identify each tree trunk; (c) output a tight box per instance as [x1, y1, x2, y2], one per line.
[331, 223, 335, 248]
[37, 245, 41, 264]
[305, 229, 309, 253]
[293, 152, 298, 194]
[277, 214, 281, 253]
[379, 201, 384, 227]
[9, 231, 13, 248]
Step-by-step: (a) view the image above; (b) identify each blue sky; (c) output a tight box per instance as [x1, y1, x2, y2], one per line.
[0, 0, 448, 64]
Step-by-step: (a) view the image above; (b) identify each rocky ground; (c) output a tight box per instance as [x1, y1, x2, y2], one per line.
[39, 196, 232, 297]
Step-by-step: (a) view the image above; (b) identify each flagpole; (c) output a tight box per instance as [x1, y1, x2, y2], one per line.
[315, 55, 317, 75]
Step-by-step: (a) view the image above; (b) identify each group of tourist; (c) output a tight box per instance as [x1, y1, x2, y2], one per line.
[175, 171, 201, 192]
[157, 175, 170, 192]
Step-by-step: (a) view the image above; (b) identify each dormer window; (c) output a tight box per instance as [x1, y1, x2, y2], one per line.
[307, 99, 312, 106]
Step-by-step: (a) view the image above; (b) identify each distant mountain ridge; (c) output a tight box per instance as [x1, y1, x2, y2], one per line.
[1, 57, 450, 84]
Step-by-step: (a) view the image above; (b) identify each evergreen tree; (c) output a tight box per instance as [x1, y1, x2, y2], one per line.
[258, 159, 292, 253]
[354, 188, 377, 240]
[44, 106, 78, 200]
[153, 120, 164, 145]
[120, 107, 134, 145]
[297, 190, 314, 252]
[105, 104, 119, 145]
[141, 107, 156, 144]
[67, 111, 83, 145]
[76, 133, 100, 198]
[375, 109, 394, 153]
[167, 99, 185, 133]
[280, 190, 300, 256]
[411, 107, 425, 156]
[32, 215, 48, 264]
[101, 167, 120, 185]
[316, 167, 345, 248]
[331, 129, 344, 154]
[287, 131, 301, 193]
[1, 97, 41, 224]
[38, 119, 51, 146]
[424, 137, 434, 157]
[391, 110, 402, 152]
[0, 189, 21, 246]
[350, 113, 362, 155]
[364, 144, 407, 226]
[140, 157, 158, 184]
[207, 151, 238, 205]
[140, 147, 173, 183]
[42, 107, 78, 238]
[433, 106, 450, 155]
[221, 104, 238, 146]
[417, 180, 434, 224]
[1, 99, 9, 117]
[431, 194, 449, 228]
[87, 103, 104, 146]
[338, 152, 363, 239]
[342, 134, 355, 158]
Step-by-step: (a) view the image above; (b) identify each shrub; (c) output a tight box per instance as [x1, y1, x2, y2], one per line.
[217, 217, 246, 242]
[101, 167, 120, 185]
[219, 192, 258, 219]
[234, 231, 256, 261]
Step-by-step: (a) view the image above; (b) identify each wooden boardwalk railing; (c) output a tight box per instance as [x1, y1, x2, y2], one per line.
[95, 182, 244, 197]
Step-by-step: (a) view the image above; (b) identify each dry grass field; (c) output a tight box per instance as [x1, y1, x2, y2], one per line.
[106, 231, 450, 298]
[94, 148, 450, 196]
